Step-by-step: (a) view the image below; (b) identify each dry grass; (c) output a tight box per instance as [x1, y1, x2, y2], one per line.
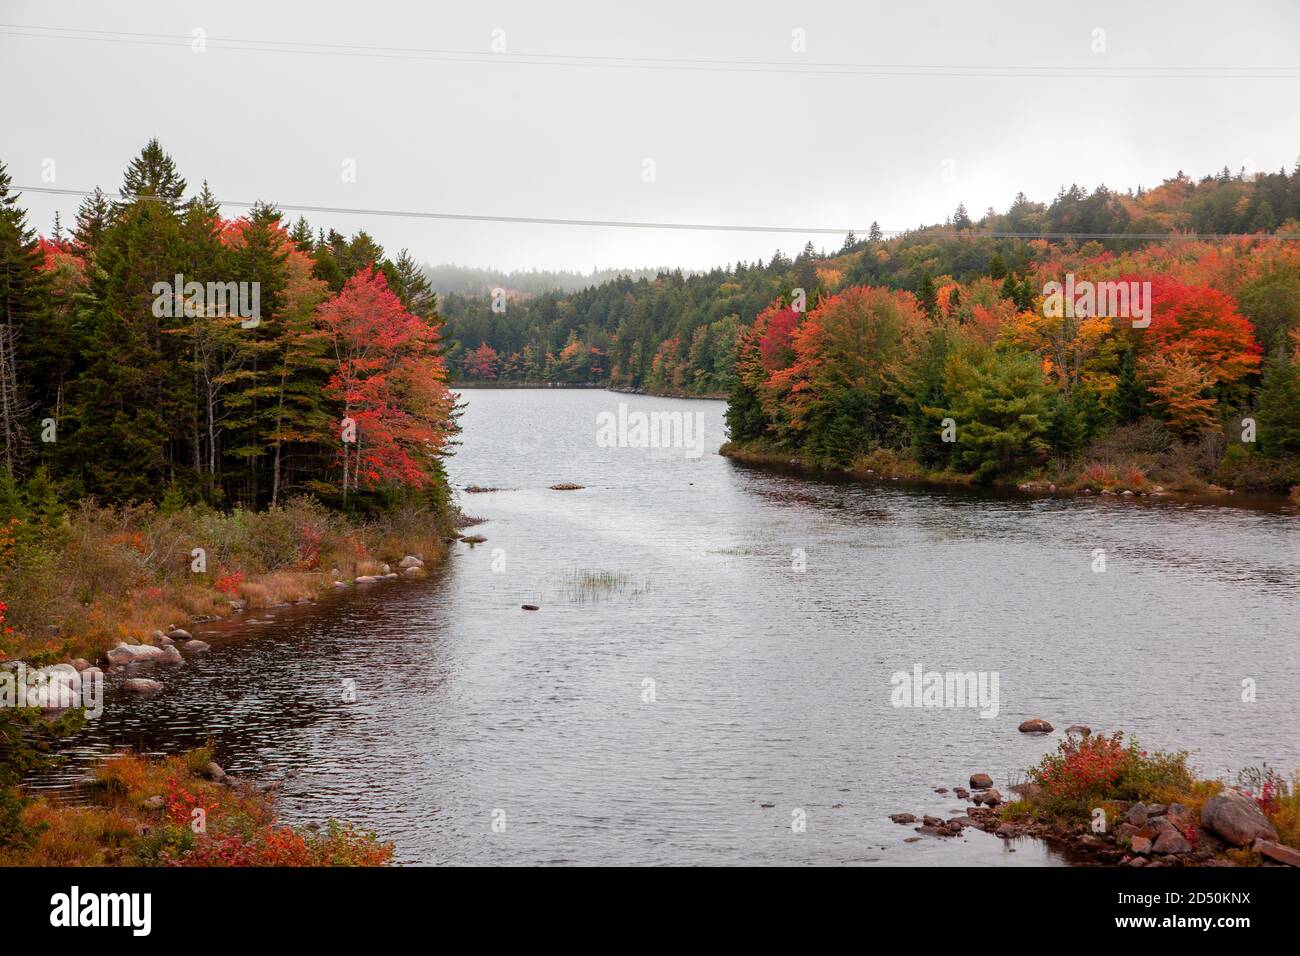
[1, 747, 392, 867]
[0, 496, 448, 665]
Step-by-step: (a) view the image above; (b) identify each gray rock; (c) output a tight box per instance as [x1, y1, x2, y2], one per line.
[121, 678, 163, 695]
[1254, 839, 1300, 867]
[1018, 718, 1054, 734]
[1200, 789, 1278, 847]
[1153, 829, 1192, 854]
[168, 628, 193, 641]
[141, 795, 165, 811]
[398, 555, 425, 569]
[182, 639, 211, 654]
[1126, 803, 1149, 826]
[203, 761, 227, 782]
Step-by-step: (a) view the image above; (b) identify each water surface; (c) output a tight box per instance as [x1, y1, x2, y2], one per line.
[36, 388, 1300, 865]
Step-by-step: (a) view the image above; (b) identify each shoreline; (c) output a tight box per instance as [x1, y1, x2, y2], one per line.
[451, 381, 728, 401]
[719, 441, 1300, 512]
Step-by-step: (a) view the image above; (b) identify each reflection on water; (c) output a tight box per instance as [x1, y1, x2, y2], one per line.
[32, 389, 1300, 865]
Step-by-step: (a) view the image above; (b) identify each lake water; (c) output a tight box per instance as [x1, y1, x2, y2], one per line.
[34, 388, 1300, 865]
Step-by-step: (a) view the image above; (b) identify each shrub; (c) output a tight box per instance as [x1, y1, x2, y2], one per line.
[1028, 731, 1194, 818]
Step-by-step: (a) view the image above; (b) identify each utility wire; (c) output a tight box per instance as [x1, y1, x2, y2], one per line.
[16, 184, 1300, 241]
[2, 23, 1299, 79]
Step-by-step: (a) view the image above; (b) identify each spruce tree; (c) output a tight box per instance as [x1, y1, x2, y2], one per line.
[116, 138, 187, 213]
[0, 162, 49, 475]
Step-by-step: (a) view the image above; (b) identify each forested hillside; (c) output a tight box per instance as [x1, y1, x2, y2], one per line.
[442, 162, 1300, 401]
[0, 140, 456, 512]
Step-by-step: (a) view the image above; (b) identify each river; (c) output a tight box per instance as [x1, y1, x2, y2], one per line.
[33, 388, 1300, 865]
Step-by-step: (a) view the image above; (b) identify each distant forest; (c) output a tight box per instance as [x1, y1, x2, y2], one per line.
[440, 161, 1300, 397]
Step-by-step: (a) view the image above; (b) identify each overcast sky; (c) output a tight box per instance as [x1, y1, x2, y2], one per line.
[2, 0, 1298, 272]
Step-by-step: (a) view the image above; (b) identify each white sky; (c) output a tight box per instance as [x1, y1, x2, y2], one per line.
[2, 0, 1298, 272]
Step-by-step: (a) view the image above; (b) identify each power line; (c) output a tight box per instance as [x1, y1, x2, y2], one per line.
[2, 23, 1299, 79]
[17, 184, 1300, 241]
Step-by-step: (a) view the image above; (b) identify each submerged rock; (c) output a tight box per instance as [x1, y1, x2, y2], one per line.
[121, 678, 163, 695]
[1018, 718, 1054, 734]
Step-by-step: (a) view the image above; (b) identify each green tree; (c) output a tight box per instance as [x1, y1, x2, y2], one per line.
[943, 343, 1052, 482]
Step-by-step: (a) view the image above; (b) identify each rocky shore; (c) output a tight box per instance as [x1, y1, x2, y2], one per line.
[2, 553, 435, 711]
[890, 721, 1300, 867]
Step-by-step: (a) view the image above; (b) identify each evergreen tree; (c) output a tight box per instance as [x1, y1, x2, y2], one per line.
[116, 138, 187, 213]
[73, 187, 110, 256]
[0, 163, 48, 474]
[1256, 336, 1300, 457]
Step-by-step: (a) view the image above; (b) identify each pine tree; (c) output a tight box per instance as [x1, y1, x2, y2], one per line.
[953, 202, 973, 232]
[73, 186, 110, 256]
[0, 163, 49, 475]
[918, 272, 938, 318]
[116, 138, 187, 213]
[1256, 336, 1300, 457]
[868, 221, 883, 242]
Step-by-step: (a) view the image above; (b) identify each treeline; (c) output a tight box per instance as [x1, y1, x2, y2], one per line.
[443, 161, 1300, 398]
[726, 234, 1300, 490]
[0, 140, 456, 513]
[425, 262, 667, 298]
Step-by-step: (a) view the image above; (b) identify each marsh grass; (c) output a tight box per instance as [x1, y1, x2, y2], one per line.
[560, 569, 649, 604]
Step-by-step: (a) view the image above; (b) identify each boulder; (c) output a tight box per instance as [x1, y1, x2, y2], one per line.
[1008, 782, 1043, 804]
[182, 639, 211, 654]
[995, 823, 1018, 838]
[106, 643, 167, 666]
[160, 645, 184, 666]
[1018, 718, 1054, 734]
[141, 795, 165, 811]
[980, 789, 1003, 807]
[69, 658, 91, 672]
[167, 628, 193, 641]
[954, 787, 970, 800]
[203, 762, 227, 782]
[969, 773, 994, 790]
[354, 575, 378, 584]
[401, 566, 426, 578]
[1166, 803, 1194, 830]
[1254, 839, 1300, 867]
[398, 555, 425, 569]
[1126, 803, 1149, 826]
[1200, 789, 1279, 847]
[1152, 829, 1192, 855]
[1131, 835, 1153, 855]
[1065, 724, 1092, 737]
[889, 813, 917, 824]
[121, 678, 163, 695]
[153, 631, 175, 647]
